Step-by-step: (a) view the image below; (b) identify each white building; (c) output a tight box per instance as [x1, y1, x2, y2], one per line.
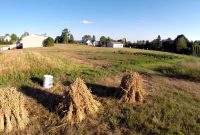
[0, 35, 11, 42]
[86, 40, 93, 45]
[107, 41, 124, 48]
[83, 40, 92, 45]
[19, 34, 48, 48]
[93, 41, 99, 46]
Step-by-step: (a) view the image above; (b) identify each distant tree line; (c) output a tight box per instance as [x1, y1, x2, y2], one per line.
[126, 35, 200, 56]
[3, 28, 199, 57]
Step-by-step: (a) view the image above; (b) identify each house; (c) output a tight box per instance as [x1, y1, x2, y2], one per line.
[0, 35, 11, 42]
[19, 34, 48, 48]
[82, 39, 99, 46]
[83, 40, 92, 45]
[86, 40, 92, 45]
[107, 41, 124, 48]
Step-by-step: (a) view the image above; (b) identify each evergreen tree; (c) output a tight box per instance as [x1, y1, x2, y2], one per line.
[82, 35, 92, 42]
[69, 34, 74, 43]
[20, 32, 29, 39]
[61, 28, 70, 44]
[99, 36, 107, 46]
[92, 35, 96, 43]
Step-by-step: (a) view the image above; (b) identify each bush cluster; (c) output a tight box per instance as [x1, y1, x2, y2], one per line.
[43, 37, 54, 47]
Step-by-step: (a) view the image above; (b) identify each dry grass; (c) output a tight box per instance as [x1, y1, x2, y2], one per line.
[120, 72, 145, 104]
[0, 51, 30, 74]
[0, 45, 200, 134]
[0, 87, 29, 133]
[58, 78, 101, 124]
[0, 50, 80, 85]
[0, 50, 65, 76]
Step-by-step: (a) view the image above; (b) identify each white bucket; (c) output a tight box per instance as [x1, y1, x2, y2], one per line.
[43, 75, 53, 89]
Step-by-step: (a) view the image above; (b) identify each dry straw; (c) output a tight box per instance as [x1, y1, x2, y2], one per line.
[120, 72, 145, 104]
[0, 87, 29, 133]
[58, 78, 101, 124]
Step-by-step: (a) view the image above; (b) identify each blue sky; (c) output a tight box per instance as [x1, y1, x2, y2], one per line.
[0, 0, 200, 41]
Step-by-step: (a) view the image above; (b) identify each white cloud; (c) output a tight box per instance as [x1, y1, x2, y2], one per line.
[81, 20, 93, 24]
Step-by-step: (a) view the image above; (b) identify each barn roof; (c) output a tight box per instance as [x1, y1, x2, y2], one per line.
[21, 34, 49, 39]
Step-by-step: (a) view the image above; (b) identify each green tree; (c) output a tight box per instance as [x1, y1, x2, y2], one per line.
[99, 36, 112, 46]
[145, 40, 150, 49]
[69, 34, 74, 43]
[55, 36, 62, 43]
[150, 35, 162, 50]
[174, 35, 189, 53]
[61, 28, 70, 44]
[192, 43, 200, 56]
[10, 33, 18, 42]
[92, 35, 96, 43]
[99, 36, 107, 46]
[5, 33, 10, 36]
[43, 37, 54, 47]
[106, 37, 111, 44]
[136, 40, 146, 49]
[20, 32, 29, 39]
[162, 38, 174, 52]
[122, 38, 127, 47]
[82, 35, 92, 42]
[176, 37, 188, 53]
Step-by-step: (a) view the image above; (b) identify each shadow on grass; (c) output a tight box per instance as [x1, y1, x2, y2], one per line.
[87, 83, 122, 99]
[62, 80, 122, 99]
[30, 77, 43, 86]
[20, 85, 62, 113]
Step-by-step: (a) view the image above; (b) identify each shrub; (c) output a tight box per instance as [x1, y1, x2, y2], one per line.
[43, 37, 54, 47]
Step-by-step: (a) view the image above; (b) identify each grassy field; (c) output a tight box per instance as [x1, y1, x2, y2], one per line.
[0, 44, 200, 135]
